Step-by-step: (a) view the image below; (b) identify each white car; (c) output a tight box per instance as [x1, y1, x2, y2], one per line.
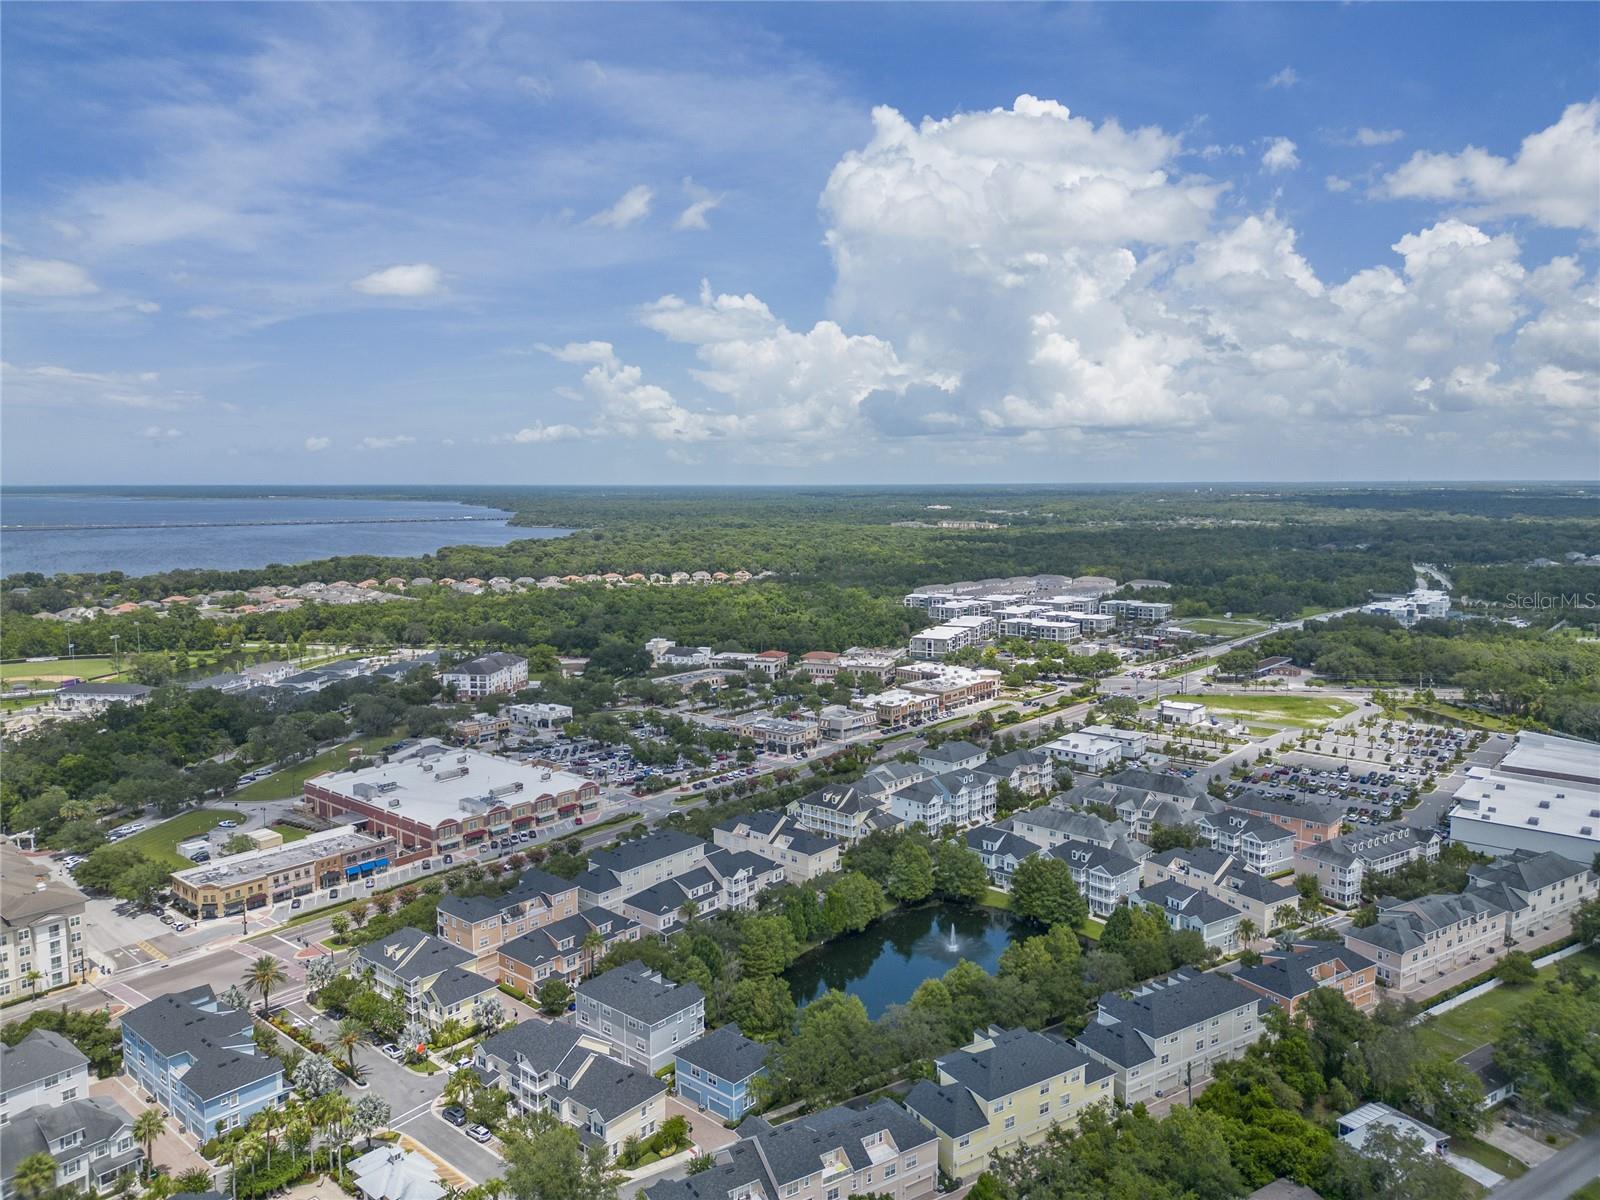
[217, 819, 239, 829]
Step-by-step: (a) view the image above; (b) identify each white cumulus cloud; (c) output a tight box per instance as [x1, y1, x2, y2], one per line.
[1266, 67, 1300, 89]
[1261, 137, 1301, 173]
[1380, 101, 1600, 230]
[352, 263, 443, 297]
[304, 435, 332, 451]
[494, 424, 582, 444]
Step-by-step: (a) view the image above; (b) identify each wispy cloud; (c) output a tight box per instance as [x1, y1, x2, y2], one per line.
[1265, 66, 1299, 89]
[674, 177, 725, 231]
[1, 257, 99, 296]
[304, 435, 332, 451]
[587, 184, 654, 228]
[352, 263, 443, 297]
[357, 434, 416, 450]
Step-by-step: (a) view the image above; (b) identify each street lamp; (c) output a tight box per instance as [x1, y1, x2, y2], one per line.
[110, 635, 121, 669]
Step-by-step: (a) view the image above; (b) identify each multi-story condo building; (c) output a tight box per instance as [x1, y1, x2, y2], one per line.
[1076, 726, 1147, 760]
[121, 986, 287, 1137]
[1298, 827, 1442, 908]
[574, 830, 711, 909]
[496, 907, 639, 993]
[1008, 807, 1148, 861]
[817, 704, 878, 739]
[1132, 879, 1242, 951]
[1040, 733, 1122, 773]
[1226, 790, 1345, 851]
[1099, 599, 1174, 624]
[439, 652, 528, 698]
[888, 770, 998, 835]
[1073, 970, 1268, 1105]
[1048, 843, 1142, 917]
[672, 1024, 769, 1121]
[475, 1020, 666, 1160]
[918, 741, 987, 772]
[972, 748, 1055, 795]
[1197, 810, 1296, 876]
[644, 1098, 938, 1200]
[789, 784, 896, 845]
[436, 867, 580, 954]
[169, 826, 395, 920]
[575, 964, 705, 1074]
[0, 846, 86, 1000]
[904, 1026, 1114, 1182]
[1114, 790, 1227, 840]
[1464, 849, 1596, 938]
[1234, 942, 1378, 1016]
[615, 849, 785, 934]
[0, 1030, 91, 1120]
[354, 927, 498, 1029]
[713, 810, 843, 882]
[0, 1098, 139, 1198]
[1143, 846, 1300, 932]
[1106, 768, 1209, 803]
[966, 825, 1045, 890]
[306, 742, 600, 857]
[909, 617, 994, 660]
[1341, 892, 1509, 991]
[53, 682, 154, 715]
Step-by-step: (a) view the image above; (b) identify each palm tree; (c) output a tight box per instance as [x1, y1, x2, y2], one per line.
[243, 955, 288, 1015]
[1237, 918, 1258, 946]
[253, 1105, 284, 1167]
[323, 1094, 354, 1175]
[12, 1151, 58, 1200]
[335, 1018, 364, 1073]
[582, 929, 605, 978]
[134, 1109, 166, 1179]
[23, 968, 42, 1000]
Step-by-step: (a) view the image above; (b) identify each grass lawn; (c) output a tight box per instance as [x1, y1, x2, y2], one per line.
[0, 657, 123, 683]
[1201, 694, 1357, 728]
[269, 823, 311, 843]
[122, 808, 236, 869]
[981, 888, 1012, 911]
[1175, 618, 1270, 637]
[1571, 1181, 1600, 1200]
[1414, 947, 1600, 1058]
[1400, 703, 1521, 733]
[580, 810, 644, 836]
[229, 734, 396, 803]
[1080, 917, 1105, 941]
[1449, 1134, 1527, 1180]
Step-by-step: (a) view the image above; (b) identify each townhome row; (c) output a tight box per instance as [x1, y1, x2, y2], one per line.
[1297, 826, 1442, 908]
[1342, 849, 1595, 991]
[574, 829, 786, 933]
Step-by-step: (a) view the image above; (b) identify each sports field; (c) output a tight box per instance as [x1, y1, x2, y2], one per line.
[0, 657, 123, 684]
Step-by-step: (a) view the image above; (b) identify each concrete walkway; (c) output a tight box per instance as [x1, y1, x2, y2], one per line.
[1480, 1117, 1561, 1168]
[1487, 1132, 1600, 1200]
[92, 1077, 212, 1177]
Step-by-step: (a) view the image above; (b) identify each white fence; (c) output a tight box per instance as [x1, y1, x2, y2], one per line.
[1411, 941, 1587, 1023]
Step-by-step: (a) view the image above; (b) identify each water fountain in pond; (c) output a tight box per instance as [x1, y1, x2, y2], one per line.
[944, 918, 961, 954]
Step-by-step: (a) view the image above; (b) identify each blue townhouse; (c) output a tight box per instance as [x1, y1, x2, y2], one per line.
[120, 985, 287, 1139]
[672, 1024, 768, 1121]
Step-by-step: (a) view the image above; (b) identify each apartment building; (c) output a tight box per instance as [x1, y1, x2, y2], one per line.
[889, 770, 998, 835]
[616, 848, 785, 934]
[0, 1098, 139, 1199]
[0, 845, 87, 999]
[713, 810, 843, 882]
[645, 1098, 938, 1200]
[1074, 970, 1268, 1105]
[1341, 892, 1509, 991]
[919, 741, 987, 772]
[904, 1026, 1115, 1182]
[1143, 846, 1300, 932]
[1077, 725, 1148, 759]
[306, 742, 601, 856]
[436, 866, 580, 954]
[1107, 768, 1209, 802]
[1197, 810, 1296, 876]
[1298, 827, 1442, 908]
[1115, 790, 1227, 840]
[496, 907, 639, 993]
[354, 927, 498, 1028]
[1227, 790, 1345, 851]
[575, 963, 705, 1074]
[1464, 849, 1596, 938]
[440, 652, 528, 699]
[475, 1020, 666, 1160]
[972, 748, 1055, 795]
[574, 830, 711, 909]
[1133, 879, 1242, 951]
[1009, 807, 1148, 861]
[1099, 599, 1174, 624]
[54, 682, 153, 714]
[121, 986, 287, 1137]
[908, 616, 993, 660]
[818, 704, 878, 739]
[1048, 843, 1142, 916]
[1234, 943, 1378, 1016]
[789, 784, 896, 845]
[0, 1030, 90, 1120]
[672, 1024, 769, 1121]
[169, 826, 395, 920]
[967, 825, 1045, 890]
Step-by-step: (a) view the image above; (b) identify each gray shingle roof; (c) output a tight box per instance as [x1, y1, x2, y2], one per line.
[1, 1097, 133, 1177]
[1234, 943, 1376, 1001]
[563, 1053, 667, 1121]
[673, 1024, 768, 1084]
[583, 830, 706, 878]
[445, 652, 525, 676]
[1468, 849, 1589, 897]
[1351, 891, 1508, 954]
[903, 1078, 987, 1137]
[498, 907, 637, 971]
[1048, 842, 1140, 878]
[424, 966, 498, 1009]
[436, 869, 578, 923]
[937, 1027, 1094, 1100]
[0, 1028, 87, 1090]
[1136, 879, 1240, 925]
[578, 962, 703, 1022]
[1075, 970, 1264, 1068]
[119, 985, 283, 1100]
[920, 741, 985, 765]
[355, 927, 473, 983]
[1107, 768, 1206, 799]
[1228, 788, 1343, 825]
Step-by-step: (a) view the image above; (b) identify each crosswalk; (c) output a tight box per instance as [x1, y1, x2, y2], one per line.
[134, 939, 169, 962]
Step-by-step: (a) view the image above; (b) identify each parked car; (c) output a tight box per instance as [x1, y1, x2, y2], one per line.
[381, 1044, 403, 1060]
[218, 819, 239, 829]
[441, 1106, 467, 1127]
[466, 1124, 493, 1144]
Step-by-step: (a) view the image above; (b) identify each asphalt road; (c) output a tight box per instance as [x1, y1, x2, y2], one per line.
[1487, 1132, 1600, 1200]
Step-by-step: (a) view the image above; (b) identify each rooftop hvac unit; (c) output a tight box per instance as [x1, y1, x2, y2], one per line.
[389, 798, 402, 807]
[457, 755, 469, 764]
[422, 762, 434, 772]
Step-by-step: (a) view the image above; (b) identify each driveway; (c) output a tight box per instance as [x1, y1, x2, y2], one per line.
[1486, 1132, 1600, 1200]
[93, 1076, 212, 1175]
[1443, 1152, 1502, 1188]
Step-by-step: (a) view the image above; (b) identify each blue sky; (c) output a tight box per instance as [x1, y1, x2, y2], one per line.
[3, 2, 1596, 485]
